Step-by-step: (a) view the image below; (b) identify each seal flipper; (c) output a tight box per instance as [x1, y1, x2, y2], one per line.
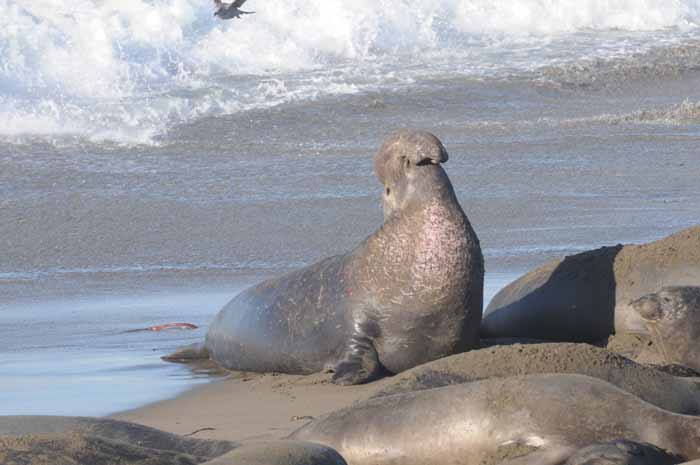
[161, 342, 209, 363]
[332, 335, 386, 385]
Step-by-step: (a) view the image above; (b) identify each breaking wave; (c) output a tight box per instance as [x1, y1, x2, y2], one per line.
[2, 0, 700, 144]
[575, 99, 700, 125]
[462, 99, 700, 131]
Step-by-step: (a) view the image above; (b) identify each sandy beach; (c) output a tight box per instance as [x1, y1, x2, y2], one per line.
[112, 336, 700, 459]
[3, 1, 700, 463]
[113, 371, 368, 442]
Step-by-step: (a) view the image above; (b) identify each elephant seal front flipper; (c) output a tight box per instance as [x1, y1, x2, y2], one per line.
[332, 332, 386, 385]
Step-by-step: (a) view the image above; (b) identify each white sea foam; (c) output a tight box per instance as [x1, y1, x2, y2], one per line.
[1, 0, 700, 145]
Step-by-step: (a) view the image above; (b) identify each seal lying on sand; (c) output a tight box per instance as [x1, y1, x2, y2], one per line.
[631, 286, 700, 372]
[368, 343, 700, 415]
[482, 226, 700, 342]
[0, 417, 345, 465]
[0, 433, 205, 465]
[0, 416, 236, 459]
[291, 374, 700, 465]
[166, 130, 483, 385]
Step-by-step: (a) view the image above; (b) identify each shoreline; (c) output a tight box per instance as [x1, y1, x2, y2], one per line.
[0, 270, 523, 419]
[109, 269, 524, 432]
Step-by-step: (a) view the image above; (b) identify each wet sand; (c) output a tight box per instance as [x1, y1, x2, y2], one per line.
[113, 371, 367, 442]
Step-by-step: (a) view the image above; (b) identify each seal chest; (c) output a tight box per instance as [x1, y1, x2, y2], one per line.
[412, 200, 472, 304]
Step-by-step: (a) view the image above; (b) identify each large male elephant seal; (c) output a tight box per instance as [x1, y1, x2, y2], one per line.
[291, 374, 700, 465]
[167, 130, 483, 385]
[482, 226, 700, 342]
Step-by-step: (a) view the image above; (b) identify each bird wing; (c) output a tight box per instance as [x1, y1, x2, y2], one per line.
[231, 0, 247, 7]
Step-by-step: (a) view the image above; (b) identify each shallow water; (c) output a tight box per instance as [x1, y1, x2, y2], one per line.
[2, 0, 700, 416]
[0, 288, 233, 416]
[0, 273, 517, 416]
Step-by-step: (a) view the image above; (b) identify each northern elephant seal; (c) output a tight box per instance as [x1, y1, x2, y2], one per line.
[166, 130, 483, 385]
[368, 343, 700, 415]
[0, 433, 206, 465]
[291, 374, 700, 465]
[631, 286, 700, 372]
[0, 418, 345, 465]
[482, 226, 700, 342]
[0, 416, 236, 459]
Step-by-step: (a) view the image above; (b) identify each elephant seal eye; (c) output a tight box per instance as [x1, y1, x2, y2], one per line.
[386, 188, 391, 195]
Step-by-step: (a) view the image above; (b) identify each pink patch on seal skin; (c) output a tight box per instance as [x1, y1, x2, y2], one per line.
[412, 200, 470, 302]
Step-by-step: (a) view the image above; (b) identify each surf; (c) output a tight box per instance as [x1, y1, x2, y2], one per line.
[1, 0, 700, 145]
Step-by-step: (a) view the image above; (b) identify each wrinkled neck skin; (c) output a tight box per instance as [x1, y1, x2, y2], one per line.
[382, 164, 460, 221]
[367, 164, 476, 297]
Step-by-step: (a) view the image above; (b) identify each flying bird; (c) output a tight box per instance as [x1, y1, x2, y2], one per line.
[213, 0, 255, 20]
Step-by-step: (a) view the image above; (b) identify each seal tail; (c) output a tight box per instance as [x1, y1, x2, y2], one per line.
[162, 342, 210, 363]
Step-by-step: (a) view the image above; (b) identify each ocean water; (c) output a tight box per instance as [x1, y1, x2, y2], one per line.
[2, 0, 700, 415]
[3, 0, 700, 145]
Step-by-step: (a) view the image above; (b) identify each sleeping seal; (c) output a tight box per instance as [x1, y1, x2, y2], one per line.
[0, 416, 236, 459]
[291, 374, 700, 465]
[166, 130, 483, 385]
[482, 226, 700, 342]
[0, 417, 344, 465]
[367, 343, 700, 415]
